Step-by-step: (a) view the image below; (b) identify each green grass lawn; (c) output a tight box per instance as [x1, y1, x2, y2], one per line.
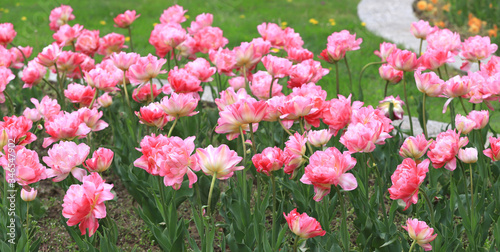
[1, 0, 495, 130]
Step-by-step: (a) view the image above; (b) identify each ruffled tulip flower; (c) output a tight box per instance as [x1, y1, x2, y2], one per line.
[53, 24, 83, 47]
[261, 55, 293, 78]
[427, 28, 461, 54]
[209, 48, 236, 76]
[149, 23, 188, 58]
[0, 47, 12, 68]
[402, 218, 438, 251]
[75, 29, 100, 57]
[307, 129, 333, 147]
[20, 188, 37, 202]
[23, 108, 41, 122]
[110, 52, 140, 71]
[184, 58, 216, 82]
[377, 95, 405, 120]
[0, 67, 15, 103]
[195, 144, 244, 180]
[252, 147, 284, 176]
[374, 42, 397, 61]
[30, 96, 61, 121]
[458, 147, 478, 164]
[135, 103, 170, 129]
[168, 67, 203, 94]
[159, 93, 199, 118]
[320, 30, 362, 63]
[0, 115, 37, 146]
[9, 46, 32, 69]
[234, 42, 262, 73]
[64, 83, 96, 107]
[283, 208, 326, 238]
[386, 49, 420, 72]
[98, 33, 127, 57]
[257, 22, 285, 48]
[78, 108, 109, 132]
[283, 132, 307, 178]
[410, 20, 437, 39]
[414, 70, 443, 97]
[340, 122, 383, 153]
[21, 61, 47, 89]
[301, 147, 357, 201]
[127, 54, 167, 85]
[427, 129, 468, 171]
[188, 13, 213, 35]
[286, 47, 314, 63]
[441, 75, 473, 113]
[134, 134, 170, 175]
[193, 26, 228, 54]
[84, 68, 119, 93]
[55, 51, 86, 73]
[322, 95, 361, 135]
[484, 137, 500, 161]
[97, 93, 113, 108]
[36, 43, 61, 67]
[250, 71, 283, 100]
[467, 110, 489, 130]
[228, 76, 246, 91]
[44, 141, 90, 182]
[419, 48, 454, 70]
[84, 148, 114, 173]
[455, 114, 476, 135]
[43, 111, 91, 148]
[49, 5, 75, 31]
[114, 10, 140, 28]
[399, 134, 432, 159]
[215, 100, 265, 140]
[62, 172, 114, 236]
[389, 158, 429, 210]
[278, 95, 315, 122]
[0, 23, 17, 46]
[0, 145, 46, 186]
[132, 83, 162, 103]
[159, 5, 187, 24]
[460, 35, 498, 71]
[215, 87, 255, 111]
[379, 64, 403, 84]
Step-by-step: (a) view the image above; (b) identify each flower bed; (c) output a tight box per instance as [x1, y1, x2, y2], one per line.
[1, 3, 500, 251]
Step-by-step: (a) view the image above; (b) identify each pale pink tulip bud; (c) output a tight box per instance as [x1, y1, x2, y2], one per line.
[399, 134, 432, 159]
[97, 93, 113, 108]
[410, 20, 437, 39]
[20, 188, 37, 202]
[194, 144, 244, 180]
[458, 148, 478, 164]
[455, 114, 476, 135]
[283, 209, 326, 239]
[374, 42, 397, 61]
[307, 129, 333, 147]
[387, 49, 420, 72]
[377, 95, 405, 120]
[414, 70, 443, 97]
[0, 23, 17, 46]
[84, 147, 114, 172]
[402, 218, 437, 251]
[114, 10, 140, 28]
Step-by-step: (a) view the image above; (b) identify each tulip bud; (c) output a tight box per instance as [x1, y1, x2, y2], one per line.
[458, 148, 478, 164]
[20, 188, 37, 202]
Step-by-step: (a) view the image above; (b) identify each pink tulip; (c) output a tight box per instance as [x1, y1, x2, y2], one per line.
[0, 145, 46, 186]
[389, 158, 429, 210]
[460, 35, 498, 64]
[0, 46, 12, 68]
[43, 111, 91, 148]
[399, 134, 432, 159]
[20, 188, 37, 202]
[283, 209, 326, 238]
[215, 100, 265, 140]
[84, 68, 119, 92]
[159, 92, 199, 118]
[427, 129, 468, 171]
[419, 48, 454, 70]
[402, 218, 438, 251]
[322, 95, 361, 135]
[377, 95, 405, 120]
[21, 61, 47, 89]
[149, 23, 187, 58]
[441, 75, 473, 113]
[78, 108, 108, 132]
[278, 95, 316, 122]
[379, 64, 403, 83]
[480, 55, 500, 76]
[157, 136, 199, 189]
[283, 132, 307, 178]
[301, 147, 357, 201]
[228, 76, 246, 91]
[374, 42, 397, 61]
[114, 10, 140, 28]
[414, 70, 443, 97]
[467, 110, 489, 130]
[98, 33, 127, 57]
[320, 30, 362, 62]
[110, 52, 140, 71]
[234, 42, 262, 72]
[44, 141, 90, 182]
[257, 22, 285, 48]
[287, 59, 329, 88]
[56, 51, 86, 73]
[36, 43, 61, 67]
[215, 87, 255, 111]
[193, 26, 228, 54]
[159, 5, 187, 24]
[75, 29, 100, 57]
[62, 172, 114, 237]
[0, 115, 37, 146]
[185, 58, 216, 82]
[209, 48, 236, 76]
[9, 46, 32, 69]
[0, 66, 14, 103]
[53, 24, 83, 47]
[340, 122, 383, 153]
[0, 23, 17, 46]
[410, 20, 438, 39]
[351, 106, 393, 141]
[286, 47, 314, 63]
[64, 83, 96, 107]
[188, 13, 213, 35]
[194, 144, 244, 180]
[250, 71, 283, 100]
[427, 28, 461, 54]
[135, 103, 170, 129]
[251, 37, 272, 56]
[168, 67, 203, 94]
[127, 54, 167, 85]
[455, 114, 476, 135]
[307, 129, 333, 147]
[252, 147, 284, 176]
[386, 49, 420, 72]
[132, 83, 162, 103]
[458, 147, 478, 164]
[49, 5, 75, 31]
[84, 148, 114, 173]
[261, 55, 293, 78]
[134, 134, 169, 175]
[23, 108, 41, 122]
[484, 137, 500, 161]
[97, 93, 113, 108]
[30, 96, 61, 121]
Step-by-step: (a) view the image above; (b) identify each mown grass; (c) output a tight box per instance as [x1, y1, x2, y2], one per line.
[1, 0, 496, 128]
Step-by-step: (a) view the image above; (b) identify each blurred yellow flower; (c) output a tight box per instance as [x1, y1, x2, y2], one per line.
[16, 3, 20, 6]
[270, 48, 280, 53]
[0, 8, 3, 11]
[153, 22, 158, 26]
[361, 22, 366, 27]
[281, 21, 287, 29]
[21, 16, 26, 21]
[239, 14, 245, 19]
[329, 18, 336, 26]
[184, 15, 190, 19]
[100, 20, 106, 25]
[287, 0, 292, 2]
[125, 36, 130, 42]
[3, 9, 9, 13]
[309, 18, 318, 25]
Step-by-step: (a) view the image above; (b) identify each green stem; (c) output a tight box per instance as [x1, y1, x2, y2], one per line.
[422, 94, 428, 139]
[10, 42, 29, 65]
[271, 173, 277, 248]
[469, 163, 473, 209]
[299, 117, 314, 155]
[127, 26, 134, 52]
[88, 89, 98, 108]
[149, 79, 154, 103]
[172, 49, 179, 67]
[207, 172, 217, 216]
[437, 67, 443, 80]
[420, 189, 435, 227]
[402, 73, 414, 135]
[335, 186, 349, 251]
[239, 126, 248, 202]
[278, 119, 293, 136]
[26, 202, 30, 252]
[408, 239, 417, 252]
[3, 91, 15, 114]
[292, 236, 300, 252]
[344, 57, 353, 96]
[459, 97, 469, 114]
[166, 51, 171, 71]
[359, 61, 385, 102]
[334, 61, 340, 96]
[450, 100, 456, 129]
[122, 73, 132, 110]
[248, 123, 257, 155]
[418, 38, 423, 57]
[168, 117, 178, 137]
[384, 80, 390, 98]
[444, 64, 450, 79]
[269, 76, 275, 99]
[157, 176, 168, 221]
